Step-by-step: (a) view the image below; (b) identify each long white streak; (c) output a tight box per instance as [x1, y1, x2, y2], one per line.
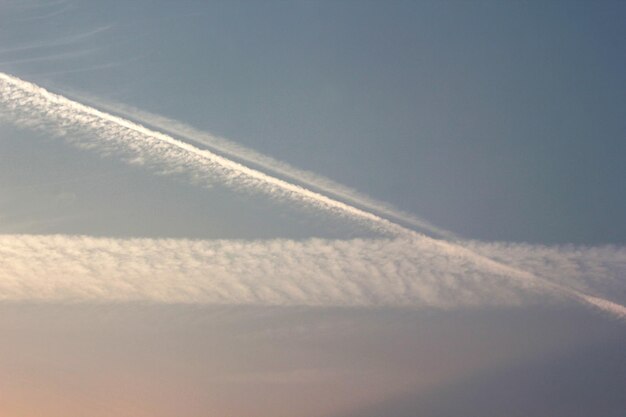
[579, 295, 626, 319]
[466, 241, 626, 302]
[1, 72, 624, 320]
[64, 93, 454, 239]
[0, 234, 568, 308]
[465, 240, 626, 318]
[0, 234, 625, 320]
[0, 72, 409, 237]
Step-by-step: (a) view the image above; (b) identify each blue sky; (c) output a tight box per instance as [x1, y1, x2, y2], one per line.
[1, 1, 625, 416]
[1, 0, 625, 243]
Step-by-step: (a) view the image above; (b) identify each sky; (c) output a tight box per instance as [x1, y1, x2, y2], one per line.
[0, 1, 625, 416]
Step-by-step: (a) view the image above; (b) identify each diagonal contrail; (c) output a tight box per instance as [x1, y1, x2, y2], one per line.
[1, 72, 625, 320]
[0, 72, 410, 237]
[59, 90, 454, 239]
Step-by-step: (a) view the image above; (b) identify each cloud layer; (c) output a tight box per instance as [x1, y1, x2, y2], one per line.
[67, 93, 453, 239]
[0, 72, 407, 237]
[0, 72, 625, 320]
[0, 234, 556, 307]
[0, 234, 623, 318]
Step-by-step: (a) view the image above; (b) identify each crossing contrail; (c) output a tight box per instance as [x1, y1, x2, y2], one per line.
[1, 72, 625, 320]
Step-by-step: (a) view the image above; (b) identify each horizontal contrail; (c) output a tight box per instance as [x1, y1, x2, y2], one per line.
[1, 72, 624, 320]
[0, 234, 624, 319]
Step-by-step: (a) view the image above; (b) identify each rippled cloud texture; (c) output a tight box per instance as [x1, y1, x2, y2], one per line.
[2, 2, 626, 416]
[0, 72, 625, 321]
[0, 234, 624, 316]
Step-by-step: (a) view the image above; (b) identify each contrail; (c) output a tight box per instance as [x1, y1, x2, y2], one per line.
[0, 234, 624, 319]
[58, 91, 454, 239]
[0, 72, 410, 237]
[1, 72, 624, 320]
[3, 234, 531, 307]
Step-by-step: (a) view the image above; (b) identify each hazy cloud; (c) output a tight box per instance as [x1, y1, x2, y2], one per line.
[0, 234, 623, 319]
[0, 72, 406, 237]
[0, 73, 625, 320]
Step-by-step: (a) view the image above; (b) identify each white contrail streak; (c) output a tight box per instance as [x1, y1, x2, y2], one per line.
[60, 92, 454, 239]
[466, 241, 626, 304]
[0, 72, 409, 237]
[466, 241, 626, 319]
[1, 72, 625, 320]
[0, 234, 576, 307]
[0, 234, 624, 319]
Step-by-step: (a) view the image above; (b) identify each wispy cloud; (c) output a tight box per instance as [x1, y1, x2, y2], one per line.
[66, 94, 453, 239]
[0, 234, 569, 307]
[0, 48, 97, 67]
[0, 25, 113, 55]
[0, 72, 624, 320]
[466, 241, 626, 306]
[0, 234, 624, 320]
[0, 72, 408, 237]
[15, 1, 71, 22]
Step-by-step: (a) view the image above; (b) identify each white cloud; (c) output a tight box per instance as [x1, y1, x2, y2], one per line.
[0, 72, 625, 320]
[0, 234, 623, 320]
[66, 93, 453, 239]
[0, 234, 541, 307]
[0, 72, 407, 237]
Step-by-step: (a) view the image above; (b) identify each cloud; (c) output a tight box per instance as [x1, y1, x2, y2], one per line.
[0, 25, 112, 55]
[0, 73, 624, 320]
[0, 72, 408, 237]
[0, 234, 546, 307]
[0, 234, 623, 319]
[65, 93, 453, 239]
[466, 241, 626, 306]
[467, 241, 626, 319]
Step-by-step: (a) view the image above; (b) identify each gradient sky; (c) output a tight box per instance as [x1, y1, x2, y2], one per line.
[1, 0, 625, 243]
[1, 1, 625, 416]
